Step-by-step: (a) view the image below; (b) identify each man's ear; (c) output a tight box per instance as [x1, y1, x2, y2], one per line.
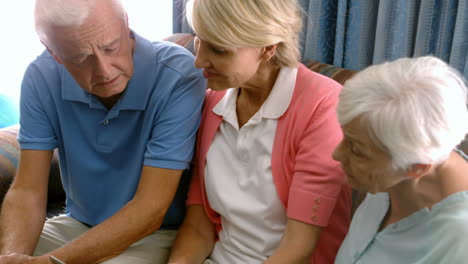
[42, 42, 62, 64]
[261, 43, 279, 62]
[406, 164, 432, 179]
[125, 12, 129, 29]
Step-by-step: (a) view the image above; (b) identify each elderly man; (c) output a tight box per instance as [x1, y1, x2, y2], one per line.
[0, 0, 205, 263]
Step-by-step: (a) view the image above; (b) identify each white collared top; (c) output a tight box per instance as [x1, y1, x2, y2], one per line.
[205, 67, 298, 263]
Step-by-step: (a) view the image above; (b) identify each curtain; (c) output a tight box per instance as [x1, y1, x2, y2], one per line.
[173, 0, 192, 34]
[173, 0, 467, 78]
[300, 0, 467, 78]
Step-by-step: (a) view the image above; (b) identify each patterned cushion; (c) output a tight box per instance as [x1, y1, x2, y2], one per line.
[0, 125, 20, 202]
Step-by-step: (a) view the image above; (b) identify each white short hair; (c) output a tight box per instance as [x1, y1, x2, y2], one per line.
[34, 0, 126, 45]
[338, 56, 468, 170]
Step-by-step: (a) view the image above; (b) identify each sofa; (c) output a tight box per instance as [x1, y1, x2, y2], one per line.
[1, 33, 466, 217]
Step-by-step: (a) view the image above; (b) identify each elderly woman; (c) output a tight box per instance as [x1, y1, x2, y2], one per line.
[168, 0, 351, 263]
[333, 56, 468, 263]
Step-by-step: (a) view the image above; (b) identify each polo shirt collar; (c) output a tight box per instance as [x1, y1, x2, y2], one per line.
[213, 67, 297, 119]
[61, 31, 154, 111]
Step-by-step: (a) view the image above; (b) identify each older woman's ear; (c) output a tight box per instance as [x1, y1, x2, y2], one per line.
[406, 164, 432, 178]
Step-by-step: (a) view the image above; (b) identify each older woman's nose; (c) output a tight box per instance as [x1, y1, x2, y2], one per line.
[332, 142, 344, 163]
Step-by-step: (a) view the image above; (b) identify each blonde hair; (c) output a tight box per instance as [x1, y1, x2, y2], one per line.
[185, 0, 302, 68]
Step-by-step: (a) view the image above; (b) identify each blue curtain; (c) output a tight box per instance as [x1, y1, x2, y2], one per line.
[173, 0, 467, 78]
[300, 0, 467, 78]
[173, 0, 192, 34]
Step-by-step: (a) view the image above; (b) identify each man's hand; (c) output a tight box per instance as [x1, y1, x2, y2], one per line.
[44, 166, 183, 263]
[0, 253, 49, 264]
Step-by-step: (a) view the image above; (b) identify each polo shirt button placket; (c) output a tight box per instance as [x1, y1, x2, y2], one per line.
[97, 117, 115, 149]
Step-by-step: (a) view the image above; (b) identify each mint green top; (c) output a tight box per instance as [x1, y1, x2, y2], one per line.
[335, 190, 468, 264]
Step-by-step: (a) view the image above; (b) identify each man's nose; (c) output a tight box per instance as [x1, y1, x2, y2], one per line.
[94, 52, 112, 78]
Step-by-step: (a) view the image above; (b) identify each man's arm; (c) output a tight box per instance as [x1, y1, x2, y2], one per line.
[263, 219, 322, 264]
[44, 166, 182, 264]
[167, 205, 216, 264]
[0, 149, 52, 255]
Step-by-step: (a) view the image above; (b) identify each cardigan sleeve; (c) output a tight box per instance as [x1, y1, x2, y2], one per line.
[186, 90, 222, 206]
[186, 158, 204, 205]
[287, 87, 348, 227]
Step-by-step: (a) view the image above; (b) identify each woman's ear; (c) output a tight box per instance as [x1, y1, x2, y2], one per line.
[262, 43, 279, 62]
[406, 164, 432, 179]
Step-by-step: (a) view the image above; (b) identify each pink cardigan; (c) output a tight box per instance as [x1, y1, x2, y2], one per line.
[187, 64, 351, 263]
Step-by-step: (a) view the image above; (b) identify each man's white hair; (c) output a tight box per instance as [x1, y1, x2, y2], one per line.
[34, 0, 126, 45]
[337, 56, 468, 170]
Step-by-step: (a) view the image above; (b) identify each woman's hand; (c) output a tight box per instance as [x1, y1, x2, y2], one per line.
[167, 205, 216, 264]
[263, 219, 322, 264]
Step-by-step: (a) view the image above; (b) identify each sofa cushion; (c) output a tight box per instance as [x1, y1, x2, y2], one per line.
[302, 59, 357, 85]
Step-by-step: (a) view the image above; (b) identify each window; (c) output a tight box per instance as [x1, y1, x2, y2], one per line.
[0, 0, 173, 107]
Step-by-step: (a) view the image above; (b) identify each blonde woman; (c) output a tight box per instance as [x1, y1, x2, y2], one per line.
[168, 0, 351, 263]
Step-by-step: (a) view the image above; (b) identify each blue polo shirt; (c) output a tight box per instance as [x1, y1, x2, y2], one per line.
[18, 32, 205, 228]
